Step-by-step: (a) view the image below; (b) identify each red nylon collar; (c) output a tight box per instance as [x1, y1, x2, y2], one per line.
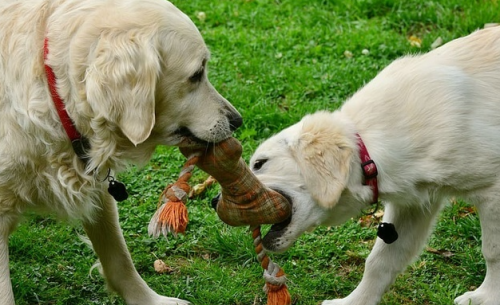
[43, 37, 81, 141]
[43, 38, 127, 197]
[44, 38, 90, 165]
[356, 133, 379, 205]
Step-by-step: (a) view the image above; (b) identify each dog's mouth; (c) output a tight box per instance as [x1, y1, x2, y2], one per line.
[175, 127, 210, 147]
[262, 190, 293, 251]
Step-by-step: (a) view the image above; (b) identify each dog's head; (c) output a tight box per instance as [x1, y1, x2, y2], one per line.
[85, 0, 241, 146]
[250, 111, 367, 252]
[52, 0, 241, 169]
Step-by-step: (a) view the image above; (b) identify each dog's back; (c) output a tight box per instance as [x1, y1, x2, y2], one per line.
[341, 27, 500, 199]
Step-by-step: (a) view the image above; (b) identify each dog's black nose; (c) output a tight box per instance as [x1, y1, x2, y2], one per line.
[229, 114, 243, 131]
[211, 193, 221, 210]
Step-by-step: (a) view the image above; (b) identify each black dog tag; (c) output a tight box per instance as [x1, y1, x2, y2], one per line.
[377, 222, 398, 244]
[108, 179, 129, 202]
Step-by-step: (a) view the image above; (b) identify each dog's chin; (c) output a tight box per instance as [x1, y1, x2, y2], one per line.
[175, 127, 233, 148]
[262, 206, 294, 252]
[260, 189, 296, 253]
[262, 220, 295, 253]
[175, 127, 211, 147]
[178, 136, 209, 148]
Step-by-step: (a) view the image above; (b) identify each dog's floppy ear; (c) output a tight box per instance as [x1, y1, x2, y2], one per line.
[86, 31, 159, 146]
[290, 112, 354, 209]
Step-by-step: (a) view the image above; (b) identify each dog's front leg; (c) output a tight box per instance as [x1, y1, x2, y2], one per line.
[454, 199, 500, 305]
[82, 196, 190, 305]
[0, 218, 15, 305]
[323, 200, 445, 305]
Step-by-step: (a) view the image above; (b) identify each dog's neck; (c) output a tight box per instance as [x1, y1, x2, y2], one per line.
[356, 133, 378, 205]
[44, 37, 91, 165]
[356, 133, 398, 244]
[44, 37, 128, 202]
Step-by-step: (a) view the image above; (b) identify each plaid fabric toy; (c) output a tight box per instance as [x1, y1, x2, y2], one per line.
[180, 137, 292, 227]
[149, 137, 292, 305]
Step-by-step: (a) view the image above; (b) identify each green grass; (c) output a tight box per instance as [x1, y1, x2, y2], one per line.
[10, 0, 499, 304]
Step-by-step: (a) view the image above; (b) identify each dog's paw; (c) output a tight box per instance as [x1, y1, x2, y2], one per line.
[322, 296, 378, 305]
[454, 289, 500, 305]
[322, 299, 364, 305]
[322, 300, 345, 305]
[154, 297, 191, 305]
[130, 296, 191, 305]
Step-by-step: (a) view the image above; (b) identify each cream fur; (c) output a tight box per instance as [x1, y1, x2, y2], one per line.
[250, 27, 500, 305]
[0, 0, 241, 304]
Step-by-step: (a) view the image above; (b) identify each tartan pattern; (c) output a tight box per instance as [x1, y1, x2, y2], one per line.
[181, 137, 292, 226]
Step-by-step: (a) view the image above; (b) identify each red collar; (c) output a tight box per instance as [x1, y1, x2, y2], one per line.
[44, 37, 90, 164]
[356, 133, 378, 204]
[44, 38, 81, 141]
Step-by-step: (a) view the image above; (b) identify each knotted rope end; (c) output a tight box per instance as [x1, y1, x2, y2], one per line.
[264, 268, 291, 305]
[253, 226, 292, 305]
[148, 200, 189, 238]
[148, 154, 199, 238]
[265, 283, 291, 305]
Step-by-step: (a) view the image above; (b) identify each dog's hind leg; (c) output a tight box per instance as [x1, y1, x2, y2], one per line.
[0, 216, 16, 305]
[82, 196, 190, 305]
[323, 199, 446, 305]
[454, 198, 500, 305]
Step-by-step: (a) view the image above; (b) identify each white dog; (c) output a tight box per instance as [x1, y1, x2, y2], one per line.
[0, 0, 242, 304]
[250, 27, 500, 305]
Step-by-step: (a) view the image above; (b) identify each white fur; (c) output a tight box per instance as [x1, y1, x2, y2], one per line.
[250, 27, 500, 305]
[0, 0, 241, 304]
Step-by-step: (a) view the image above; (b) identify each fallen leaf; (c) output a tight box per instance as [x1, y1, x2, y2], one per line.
[374, 210, 384, 218]
[189, 176, 217, 198]
[154, 259, 174, 274]
[408, 35, 422, 48]
[196, 11, 206, 22]
[358, 209, 384, 227]
[426, 247, 454, 258]
[358, 215, 375, 227]
[458, 206, 476, 218]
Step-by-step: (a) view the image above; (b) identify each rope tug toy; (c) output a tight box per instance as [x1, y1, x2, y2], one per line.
[148, 137, 292, 305]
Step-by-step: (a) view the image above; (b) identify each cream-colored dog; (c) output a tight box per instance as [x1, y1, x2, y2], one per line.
[0, 0, 242, 304]
[250, 27, 500, 305]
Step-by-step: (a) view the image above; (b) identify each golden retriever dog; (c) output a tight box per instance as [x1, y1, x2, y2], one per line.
[0, 0, 242, 304]
[250, 27, 500, 305]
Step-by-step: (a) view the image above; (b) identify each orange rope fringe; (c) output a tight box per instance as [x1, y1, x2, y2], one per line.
[148, 154, 199, 237]
[158, 200, 188, 234]
[253, 226, 291, 305]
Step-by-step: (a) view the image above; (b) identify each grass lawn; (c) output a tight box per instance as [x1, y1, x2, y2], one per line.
[9, 0, 499, 304]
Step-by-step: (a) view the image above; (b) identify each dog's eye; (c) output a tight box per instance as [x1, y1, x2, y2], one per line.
[189, 69, 204, 83]
[253, 159, 267, 171]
